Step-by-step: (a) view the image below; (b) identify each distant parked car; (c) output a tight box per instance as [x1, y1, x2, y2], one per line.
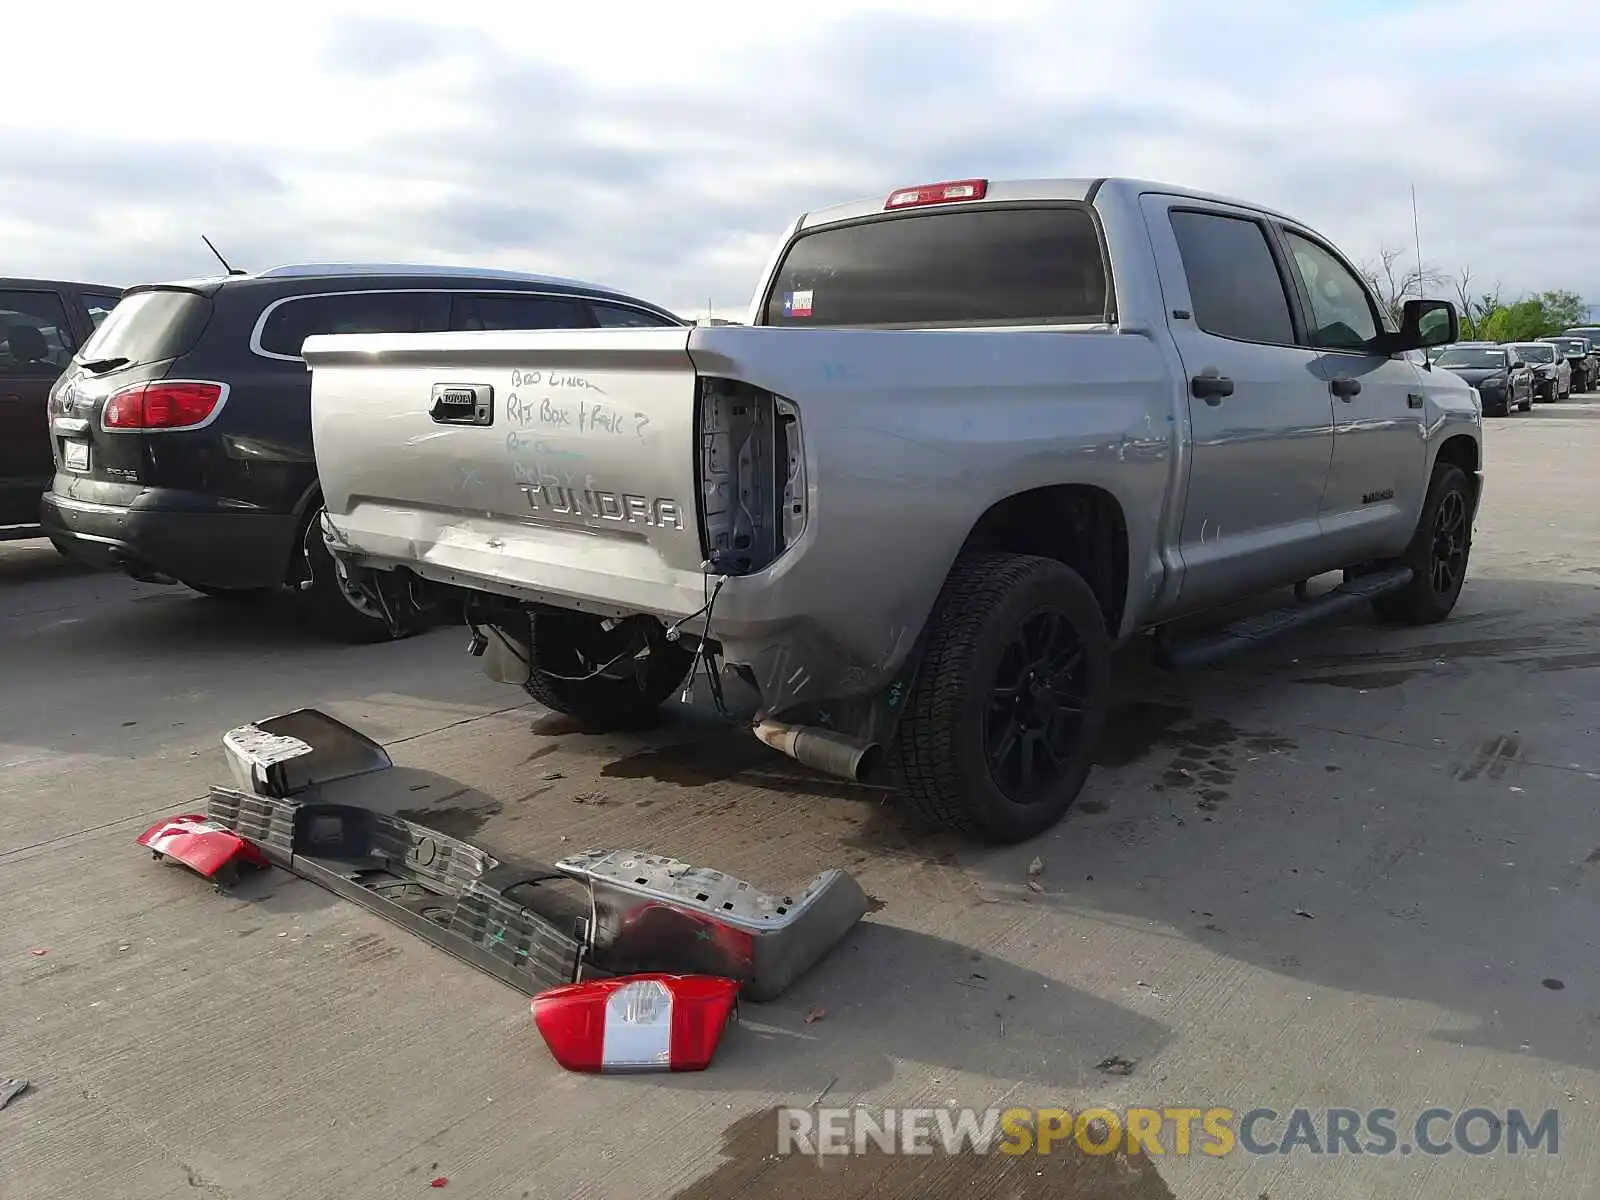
[1, 278, 122, 541]
[1562, 325, 1600, 367]
[1433, 344, 1534, 414]
[1537, 335, 1596, 393]
[1506, 340, 1571, 401]
[41, 264, 686, 639]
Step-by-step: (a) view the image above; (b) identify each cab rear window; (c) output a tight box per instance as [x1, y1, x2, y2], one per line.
[762, 206, 1110, 328]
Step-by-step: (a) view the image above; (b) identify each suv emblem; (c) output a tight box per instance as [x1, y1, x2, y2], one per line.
[429, 383, 493, 426]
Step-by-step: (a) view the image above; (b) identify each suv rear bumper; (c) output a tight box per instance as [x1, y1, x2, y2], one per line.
[41, 490, 301, 590]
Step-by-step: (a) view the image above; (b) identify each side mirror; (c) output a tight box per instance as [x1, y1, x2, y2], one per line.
[1397, 298, 1458, 352]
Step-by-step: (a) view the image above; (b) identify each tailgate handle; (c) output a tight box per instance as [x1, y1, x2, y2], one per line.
[52, 417, 91, 435]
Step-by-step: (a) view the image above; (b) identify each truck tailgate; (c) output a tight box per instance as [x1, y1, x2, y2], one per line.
[304, 328, 708, 617]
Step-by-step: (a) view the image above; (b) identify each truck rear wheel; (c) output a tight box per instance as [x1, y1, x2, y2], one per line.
[522, 610, 695, 731]
[893, 552, 1112, 843]
[1367, 463, 1473, 627]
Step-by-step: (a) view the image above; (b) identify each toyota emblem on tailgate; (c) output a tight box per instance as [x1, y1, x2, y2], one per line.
[429, 383, 494, 426]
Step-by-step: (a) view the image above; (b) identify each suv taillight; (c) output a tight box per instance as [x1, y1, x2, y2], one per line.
[102, 381, 228, 431]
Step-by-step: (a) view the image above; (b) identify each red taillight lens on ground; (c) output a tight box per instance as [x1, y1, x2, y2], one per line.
[532, 974, 739, 1073]
[135, 813, 270, 879]
[884, 178, 988, 210]
[103, 381, 228, 431]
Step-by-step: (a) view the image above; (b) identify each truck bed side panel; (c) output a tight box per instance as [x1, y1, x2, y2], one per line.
[682, 326, 1177, 708]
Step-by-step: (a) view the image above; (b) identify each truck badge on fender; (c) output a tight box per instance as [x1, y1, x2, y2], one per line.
[520, 484, 684, 529]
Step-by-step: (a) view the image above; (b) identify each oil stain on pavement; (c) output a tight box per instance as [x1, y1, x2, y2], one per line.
[669, 1106, 1175, 1200]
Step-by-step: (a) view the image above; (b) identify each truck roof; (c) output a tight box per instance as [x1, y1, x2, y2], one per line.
[796, 176, 1299, 230]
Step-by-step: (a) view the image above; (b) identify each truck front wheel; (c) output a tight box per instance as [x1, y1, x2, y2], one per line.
[522, 610, 695, 731]
[893, 553, 1113, 843]
[1367, 463, 1473, 627]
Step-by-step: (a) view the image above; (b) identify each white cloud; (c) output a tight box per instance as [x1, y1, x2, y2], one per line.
[4, 0, 1599, 318]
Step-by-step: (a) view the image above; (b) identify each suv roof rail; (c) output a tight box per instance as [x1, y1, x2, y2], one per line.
[251, 263, 602, 288]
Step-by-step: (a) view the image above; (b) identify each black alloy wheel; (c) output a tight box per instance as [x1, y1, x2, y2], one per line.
[1429, 487, 1469, 599]
[984, 609, 1091, 804]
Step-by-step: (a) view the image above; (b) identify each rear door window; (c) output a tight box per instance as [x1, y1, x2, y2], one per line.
[256, 291, 449, 359]
[590, 302, 678, 328]
[451, 293, 593, 331]
[1168, 210, 1296, 345]
[79, 293, 121, 330]
[763, 206, 1110, 328]
[0, 290, 77, 376]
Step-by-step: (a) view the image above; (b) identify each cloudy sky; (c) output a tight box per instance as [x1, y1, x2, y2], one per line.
[5, 0, 1597, 319]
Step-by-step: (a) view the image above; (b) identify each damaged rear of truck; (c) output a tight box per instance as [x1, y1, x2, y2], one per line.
[305, 176, 1477, 843]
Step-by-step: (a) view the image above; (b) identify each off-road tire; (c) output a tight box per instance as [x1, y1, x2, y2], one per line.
[299, 507, 419, 644]
[892, 552, 1112, 843]
[1368, 463, 1473, 627]
[522, 610, 695, 731]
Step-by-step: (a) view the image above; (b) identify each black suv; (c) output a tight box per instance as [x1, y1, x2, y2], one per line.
[40, 265, 685, 639]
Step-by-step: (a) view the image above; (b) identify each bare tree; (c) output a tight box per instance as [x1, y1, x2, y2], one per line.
[1449, 266, 1502, 339]
[1359, 243, 1447, 327]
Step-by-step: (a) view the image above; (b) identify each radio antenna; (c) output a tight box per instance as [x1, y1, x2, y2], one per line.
[201, 234, 246, 277]
[1410, 184, 1424, 299]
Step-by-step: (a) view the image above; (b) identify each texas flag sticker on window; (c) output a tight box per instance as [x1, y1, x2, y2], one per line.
[783, 289, 814, 318]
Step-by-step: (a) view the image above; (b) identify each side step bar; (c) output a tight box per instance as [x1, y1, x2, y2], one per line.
[196, 709, 868, 1002]
[1156, 566, 1413, 671]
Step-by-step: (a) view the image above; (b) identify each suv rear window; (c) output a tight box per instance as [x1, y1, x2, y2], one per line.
[257, 291, 442, 358]
[77, 288, 212, 368]
[762, 206, 1110, 328]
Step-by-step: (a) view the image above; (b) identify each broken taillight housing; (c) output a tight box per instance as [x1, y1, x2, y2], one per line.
[884, 178, 988, 210]
[103, 381, 229, 431]
[696, 378, 807, 574]
[532, 974, 740, 1073]
[136, 813, 270, 882]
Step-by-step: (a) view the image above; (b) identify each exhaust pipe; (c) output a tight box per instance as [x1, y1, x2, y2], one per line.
[753, 719, 883, 783]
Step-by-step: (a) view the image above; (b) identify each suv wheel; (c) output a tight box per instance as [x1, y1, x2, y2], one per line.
[299, 507, 421, 643]
[892, 552, 1112, 843]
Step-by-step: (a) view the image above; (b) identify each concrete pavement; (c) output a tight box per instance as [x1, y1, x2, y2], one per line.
[2, 401, 1598, 1199]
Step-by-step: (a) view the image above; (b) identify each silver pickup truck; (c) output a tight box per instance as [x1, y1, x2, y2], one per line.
[303, 176, 1482, 844]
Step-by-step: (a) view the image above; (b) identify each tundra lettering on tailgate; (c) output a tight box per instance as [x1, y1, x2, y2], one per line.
[520, 483, 684, 530]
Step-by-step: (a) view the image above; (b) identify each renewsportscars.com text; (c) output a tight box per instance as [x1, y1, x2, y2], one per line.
[777, 1105, 1560, 1158]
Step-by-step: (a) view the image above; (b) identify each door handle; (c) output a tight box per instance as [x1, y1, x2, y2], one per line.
[1190, 372, 1234, 405]
[1406, 393, 1425, 409]
[1330, 377, 1361, 399]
